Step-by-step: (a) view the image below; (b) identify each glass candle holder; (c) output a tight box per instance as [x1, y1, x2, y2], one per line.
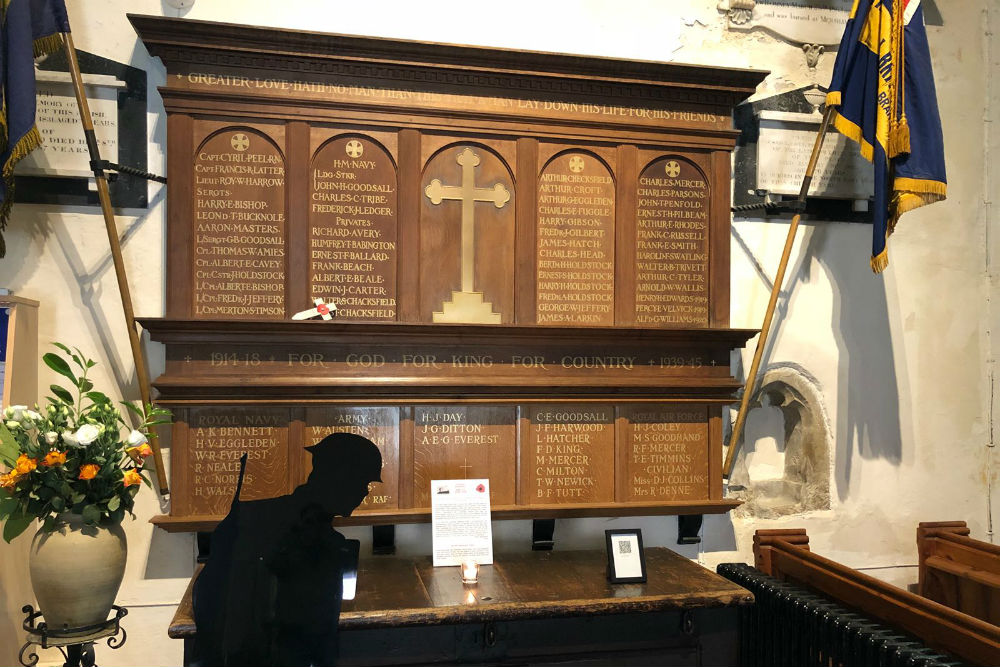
[461, 560, 480, 585]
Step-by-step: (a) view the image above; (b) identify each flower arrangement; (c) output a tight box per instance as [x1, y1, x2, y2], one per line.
[0, 344, 170, 542]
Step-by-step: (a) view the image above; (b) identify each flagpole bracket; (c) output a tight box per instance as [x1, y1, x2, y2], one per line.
[90, 159, 168, 185]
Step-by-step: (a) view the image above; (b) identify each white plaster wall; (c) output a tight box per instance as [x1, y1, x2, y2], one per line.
[0, 1, 992, 665]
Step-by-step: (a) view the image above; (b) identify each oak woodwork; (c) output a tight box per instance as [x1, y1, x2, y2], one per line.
[131, 15, 767, 531]
[168, 547, 754, 639]
[918, 520, 1000, 627]
[754, 528, 1000, 666]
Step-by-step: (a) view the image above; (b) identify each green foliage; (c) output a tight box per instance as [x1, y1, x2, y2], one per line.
[0, 345, 172, 539]
[0, 423, 17, 468]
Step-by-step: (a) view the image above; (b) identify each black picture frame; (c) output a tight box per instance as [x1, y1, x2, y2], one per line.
[605, 529, 647, 584]
[15, 49, 149, 209]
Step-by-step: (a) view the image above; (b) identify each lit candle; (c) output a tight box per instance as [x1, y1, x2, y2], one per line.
[461, 560, 480, 585]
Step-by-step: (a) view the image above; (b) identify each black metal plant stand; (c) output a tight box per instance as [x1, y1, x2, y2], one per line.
[19, 604, 128, 667]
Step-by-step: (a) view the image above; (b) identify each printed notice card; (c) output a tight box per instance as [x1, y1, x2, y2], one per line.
[431, 479, 494, 566]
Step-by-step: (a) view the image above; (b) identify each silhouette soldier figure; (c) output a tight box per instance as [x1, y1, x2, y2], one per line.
[192, 432, 383, 667]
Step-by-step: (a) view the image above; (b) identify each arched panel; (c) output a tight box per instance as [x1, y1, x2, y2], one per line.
[634, 156, 711, 327]
[419, 144, 515, 323]
[536, 150, 616, 326]
[309, 135, 398, 321]
[192, 127, 286, 319]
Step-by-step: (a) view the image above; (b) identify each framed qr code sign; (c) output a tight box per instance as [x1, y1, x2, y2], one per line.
[605, 529, 647, 583]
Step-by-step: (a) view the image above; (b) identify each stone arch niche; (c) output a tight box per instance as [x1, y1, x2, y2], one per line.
[309, 134, 398, 321]
[536, 150, 616, 326]
[634, 155, 710, 327]
[192, 126, 286, 320]
[419, 143, 515, 324]
[728, 363, 832, 518]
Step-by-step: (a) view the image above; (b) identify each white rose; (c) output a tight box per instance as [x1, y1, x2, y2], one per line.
[5, 420, 20, 430]
[126, 430, 148, 447]
[44, 431, 59, 446]
[23, 409, 42, 422]
[75, 424, 100, 446]
[62, 430, 79, 447]
[5, 405, 26, 420]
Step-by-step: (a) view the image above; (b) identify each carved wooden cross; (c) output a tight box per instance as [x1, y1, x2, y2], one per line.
[425, 147, 511, 293]
[459, 457, 474, 478]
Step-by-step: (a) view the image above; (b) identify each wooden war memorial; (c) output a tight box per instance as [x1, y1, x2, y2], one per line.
[130, 15, 767, 531]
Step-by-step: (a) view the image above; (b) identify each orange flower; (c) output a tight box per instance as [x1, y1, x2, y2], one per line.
[126, 444, 154, 459]
[0, 470, 23, 489]
[122, 469, 142, 487]
[41, 451, 67, 467]
[15, 454, 37, 475]
[78, 464, 100, 481]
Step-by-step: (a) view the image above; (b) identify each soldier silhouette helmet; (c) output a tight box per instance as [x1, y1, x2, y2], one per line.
[303, 432, 383, 517]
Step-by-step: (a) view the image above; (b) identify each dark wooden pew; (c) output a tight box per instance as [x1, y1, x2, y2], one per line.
[720, 528, 1000, 666]
[918, 520, 1000, 625]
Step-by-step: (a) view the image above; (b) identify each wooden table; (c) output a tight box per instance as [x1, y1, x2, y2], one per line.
[170, 547, 753, 666]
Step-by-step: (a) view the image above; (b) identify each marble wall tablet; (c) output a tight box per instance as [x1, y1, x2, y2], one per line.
[524, 405, 614, 505]
[419, 144, 515, 324]
[624, 406, 709, 502]
[635, 157, 710, 327]
[412, 406, 516, 507]
[309, 135, 398, 321]
[192, 126, 286, 319]
[536, 151, 616, 326]
[304, 407, 400, 511]
[185, 407, 289, 516]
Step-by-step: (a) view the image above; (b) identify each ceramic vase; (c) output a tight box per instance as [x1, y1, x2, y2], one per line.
[28, 513, 127, 630]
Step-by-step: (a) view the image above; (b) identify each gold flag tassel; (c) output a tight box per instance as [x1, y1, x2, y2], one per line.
[887, 0, 910, 157]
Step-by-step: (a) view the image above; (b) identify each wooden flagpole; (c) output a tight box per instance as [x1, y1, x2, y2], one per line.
[722, 104, 836, 479]
[60, 33, 170, 495]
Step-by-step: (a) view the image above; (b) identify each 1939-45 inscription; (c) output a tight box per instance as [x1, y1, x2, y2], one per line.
[133, 14, 765, 527]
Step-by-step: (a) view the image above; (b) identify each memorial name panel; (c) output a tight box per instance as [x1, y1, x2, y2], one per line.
[536, 151, 615, 326]
[420, 144, 515, 324]
[635, 157, 710, 326]
[525, 405, 614, 504]
[304, 406, 400, 511]
[310, 135, 398, 320]
[413, 406, 516, 507]
[193, 127, 286, 319]
[186, 407, 289, 515]
[624, 405, 709, 502]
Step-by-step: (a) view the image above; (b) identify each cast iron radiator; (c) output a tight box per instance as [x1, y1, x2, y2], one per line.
[717, 563, 966, 667]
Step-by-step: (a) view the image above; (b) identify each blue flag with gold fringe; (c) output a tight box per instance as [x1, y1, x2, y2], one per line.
[0, 0, 69, 257]
[826, 0, 946, 273]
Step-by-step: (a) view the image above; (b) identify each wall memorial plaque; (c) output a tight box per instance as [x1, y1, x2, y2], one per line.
[192, 125, 286, 319]
[132, 15, 766, 531]
[183, 407, 289, 517]
[524, 405, 614, 505]
[304, 407, 400, 511]
[309, 135, 398, 320]
[536, 151, 616, 326]
[635, 157, 711, 327]
[413, 406, 517, 508]
[623, 406, 709, 502]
